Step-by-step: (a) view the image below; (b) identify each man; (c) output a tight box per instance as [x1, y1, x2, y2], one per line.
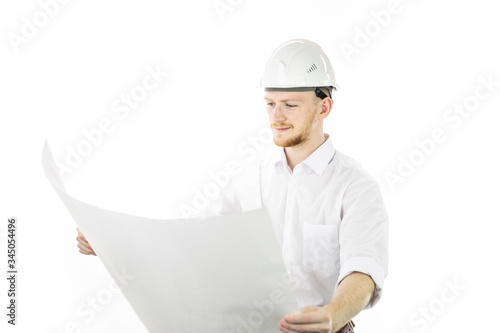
[77, 39, 389, 333]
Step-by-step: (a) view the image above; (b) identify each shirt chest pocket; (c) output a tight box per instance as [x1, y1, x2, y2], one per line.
[302, 223, 340, 274]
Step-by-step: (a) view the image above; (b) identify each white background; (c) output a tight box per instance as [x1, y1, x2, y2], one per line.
[1, 0, 499, 332]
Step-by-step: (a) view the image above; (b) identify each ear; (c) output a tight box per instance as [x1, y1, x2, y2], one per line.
[318, 97, 332, 120]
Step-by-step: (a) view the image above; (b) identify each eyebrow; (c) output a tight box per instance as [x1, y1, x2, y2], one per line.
[263, 97, 301, 103]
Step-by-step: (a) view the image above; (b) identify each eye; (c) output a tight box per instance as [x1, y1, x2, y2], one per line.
[267, 102, 275, 107]
[286, 104, 297, 108]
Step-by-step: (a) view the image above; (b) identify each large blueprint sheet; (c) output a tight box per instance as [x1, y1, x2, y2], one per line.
[42, 141, 299, 332]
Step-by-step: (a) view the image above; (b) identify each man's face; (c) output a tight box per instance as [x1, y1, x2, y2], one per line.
[264, 90, 322, 148]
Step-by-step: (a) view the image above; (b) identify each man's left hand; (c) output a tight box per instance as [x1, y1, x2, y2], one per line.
[279, 306, 332, 333]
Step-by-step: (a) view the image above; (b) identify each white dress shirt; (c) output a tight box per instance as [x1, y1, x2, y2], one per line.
[208, 133, 389, 310]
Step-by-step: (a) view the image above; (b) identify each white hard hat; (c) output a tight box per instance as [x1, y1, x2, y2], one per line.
[260, 39, 338, 98]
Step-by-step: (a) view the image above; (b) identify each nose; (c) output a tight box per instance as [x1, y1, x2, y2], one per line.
[269, 104, 285, 123]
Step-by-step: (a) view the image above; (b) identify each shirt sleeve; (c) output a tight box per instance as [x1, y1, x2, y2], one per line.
[336, 176, 389, 309]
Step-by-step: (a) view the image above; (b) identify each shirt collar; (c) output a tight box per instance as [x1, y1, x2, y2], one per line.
[272, 133, 336, 176]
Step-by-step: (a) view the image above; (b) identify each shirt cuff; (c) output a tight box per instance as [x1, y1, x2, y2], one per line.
[336, 256, 386, 309]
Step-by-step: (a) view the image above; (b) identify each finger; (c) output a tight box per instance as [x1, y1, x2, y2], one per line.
[80, 248, 96, 255]
[285, 311, 327, 324]
[77, 238, 96, 255]
[279, 320, 293, 333]
[76, 232, 91, 245]
[76, 234, 86, 244]
[281, 321, 331, 333]
[77, 241, 91, 250]
[78, 247, 96, 256]
[77, 241, 96, 254]
[76, 236, 91, 248]
[76, 229, 96, 255]
[76, 228, 88, 241]
[77, 243, 93, 254]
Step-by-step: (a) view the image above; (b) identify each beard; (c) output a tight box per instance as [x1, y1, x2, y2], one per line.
[271, 112, 316, 148]
[272, 127, 310, 147]
[271, 117, 313, 147]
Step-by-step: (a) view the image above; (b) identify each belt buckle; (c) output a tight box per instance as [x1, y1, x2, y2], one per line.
[346, 320, 355, 332]
[337, 320, 355, 333]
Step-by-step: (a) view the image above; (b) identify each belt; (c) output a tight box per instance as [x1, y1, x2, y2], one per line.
[337, 320, 355, 333]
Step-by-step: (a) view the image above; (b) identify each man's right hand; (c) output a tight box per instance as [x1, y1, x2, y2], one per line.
[76, 227, 96, 256]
